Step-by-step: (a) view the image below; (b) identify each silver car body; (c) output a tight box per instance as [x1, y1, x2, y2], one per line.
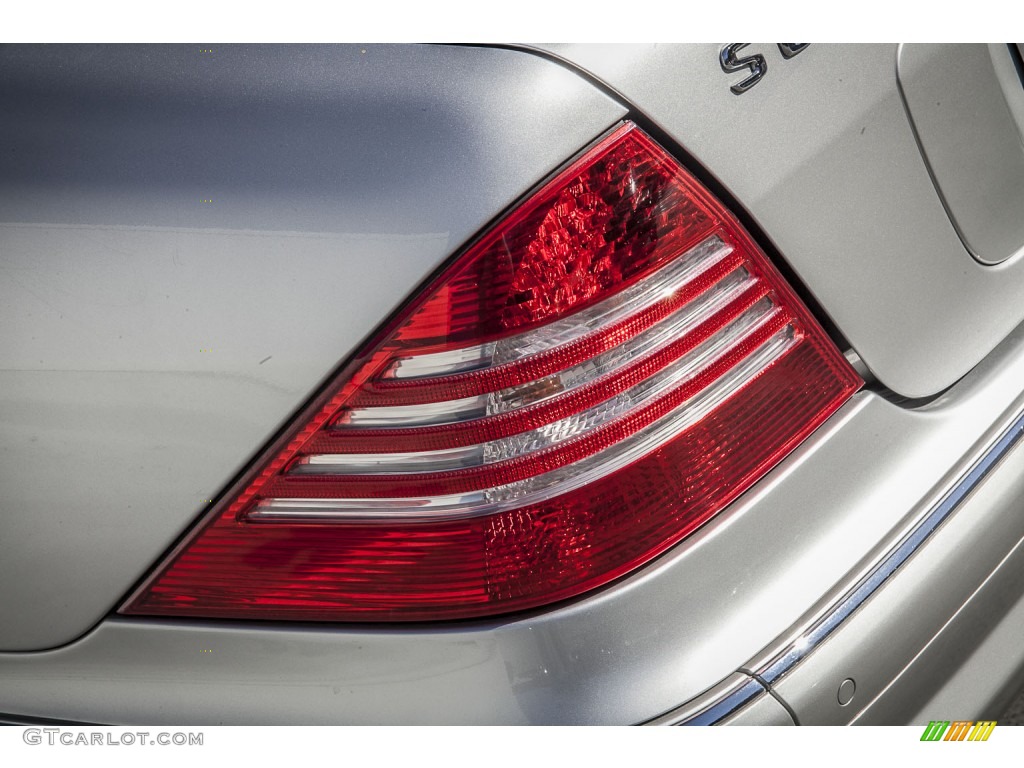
[2, 42, 1024, 725]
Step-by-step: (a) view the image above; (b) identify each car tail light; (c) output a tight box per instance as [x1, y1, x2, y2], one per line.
[123, 122, 861, 622]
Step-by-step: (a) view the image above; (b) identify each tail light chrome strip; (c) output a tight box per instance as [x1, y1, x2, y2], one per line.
[385, 235, 735, 380]
[289, 303, 784, 478]
[339, 255, 758, 429]
[248, 327, 798, 522]
[123, 121, 861, 623]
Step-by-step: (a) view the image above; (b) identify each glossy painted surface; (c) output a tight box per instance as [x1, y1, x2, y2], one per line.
[771, 420, 1024, 724]
[3, 43, 1024, 725]
[537, 43, 1024, 398]
[753, 399, 1024, 690]
[0, 44, 626, 650]
[6, 316, 1024, 722]
[718, 690, 795, 726]
[898, 44, 1024, 265]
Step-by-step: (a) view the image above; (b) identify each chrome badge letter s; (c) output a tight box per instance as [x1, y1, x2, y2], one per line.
[720, 44, 767, 95]
[720, 44, 809, 94]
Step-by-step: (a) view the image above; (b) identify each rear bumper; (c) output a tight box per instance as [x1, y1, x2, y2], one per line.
[4, 323, 1024, 724]
[766, 400, 1024, 725]
[663, 374, 1024, 724]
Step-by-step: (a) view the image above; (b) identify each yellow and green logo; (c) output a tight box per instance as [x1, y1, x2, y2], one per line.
[920, 720, 996, 741]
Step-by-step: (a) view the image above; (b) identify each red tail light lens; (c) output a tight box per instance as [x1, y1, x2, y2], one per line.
[123, 122, 861, 622]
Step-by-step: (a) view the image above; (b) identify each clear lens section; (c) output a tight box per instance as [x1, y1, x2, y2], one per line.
[341, 258, 755, 430]
[487, 267, 755, 414]
[479, 300, 778, 464]
[385, 235, 733, 379]
[301, 298, 777, 477]
[248, 325, 797, 521]
[386, 341, 498, 379]
[337, 394, 489, 428]
[124, 121, 862, 623]
[292, 445, 487, 475]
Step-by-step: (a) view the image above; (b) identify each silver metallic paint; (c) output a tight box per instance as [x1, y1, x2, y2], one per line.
[4, 43, 1024, 725]
[0, 43, 627, 650]
[759, 399, 1024, 688]
[905, 566, 1024, 724]
[897, 43, 1024, 265]
[535, 43, 1024, 399]
[716, 690, 795, 725]
[771, 421, 1024, 724]
[644, 673, 794, 726]
[6, 315, 1024, 722]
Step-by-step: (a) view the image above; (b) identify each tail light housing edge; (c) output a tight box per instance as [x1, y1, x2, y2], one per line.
[122, 121, 862, 622]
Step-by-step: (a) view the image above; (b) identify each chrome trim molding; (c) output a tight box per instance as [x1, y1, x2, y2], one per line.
[756, 404, 1024, 685]
[677, 679, 766, 726]
[655, 401, 1024, 724]
[648, 676, 766, 726]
